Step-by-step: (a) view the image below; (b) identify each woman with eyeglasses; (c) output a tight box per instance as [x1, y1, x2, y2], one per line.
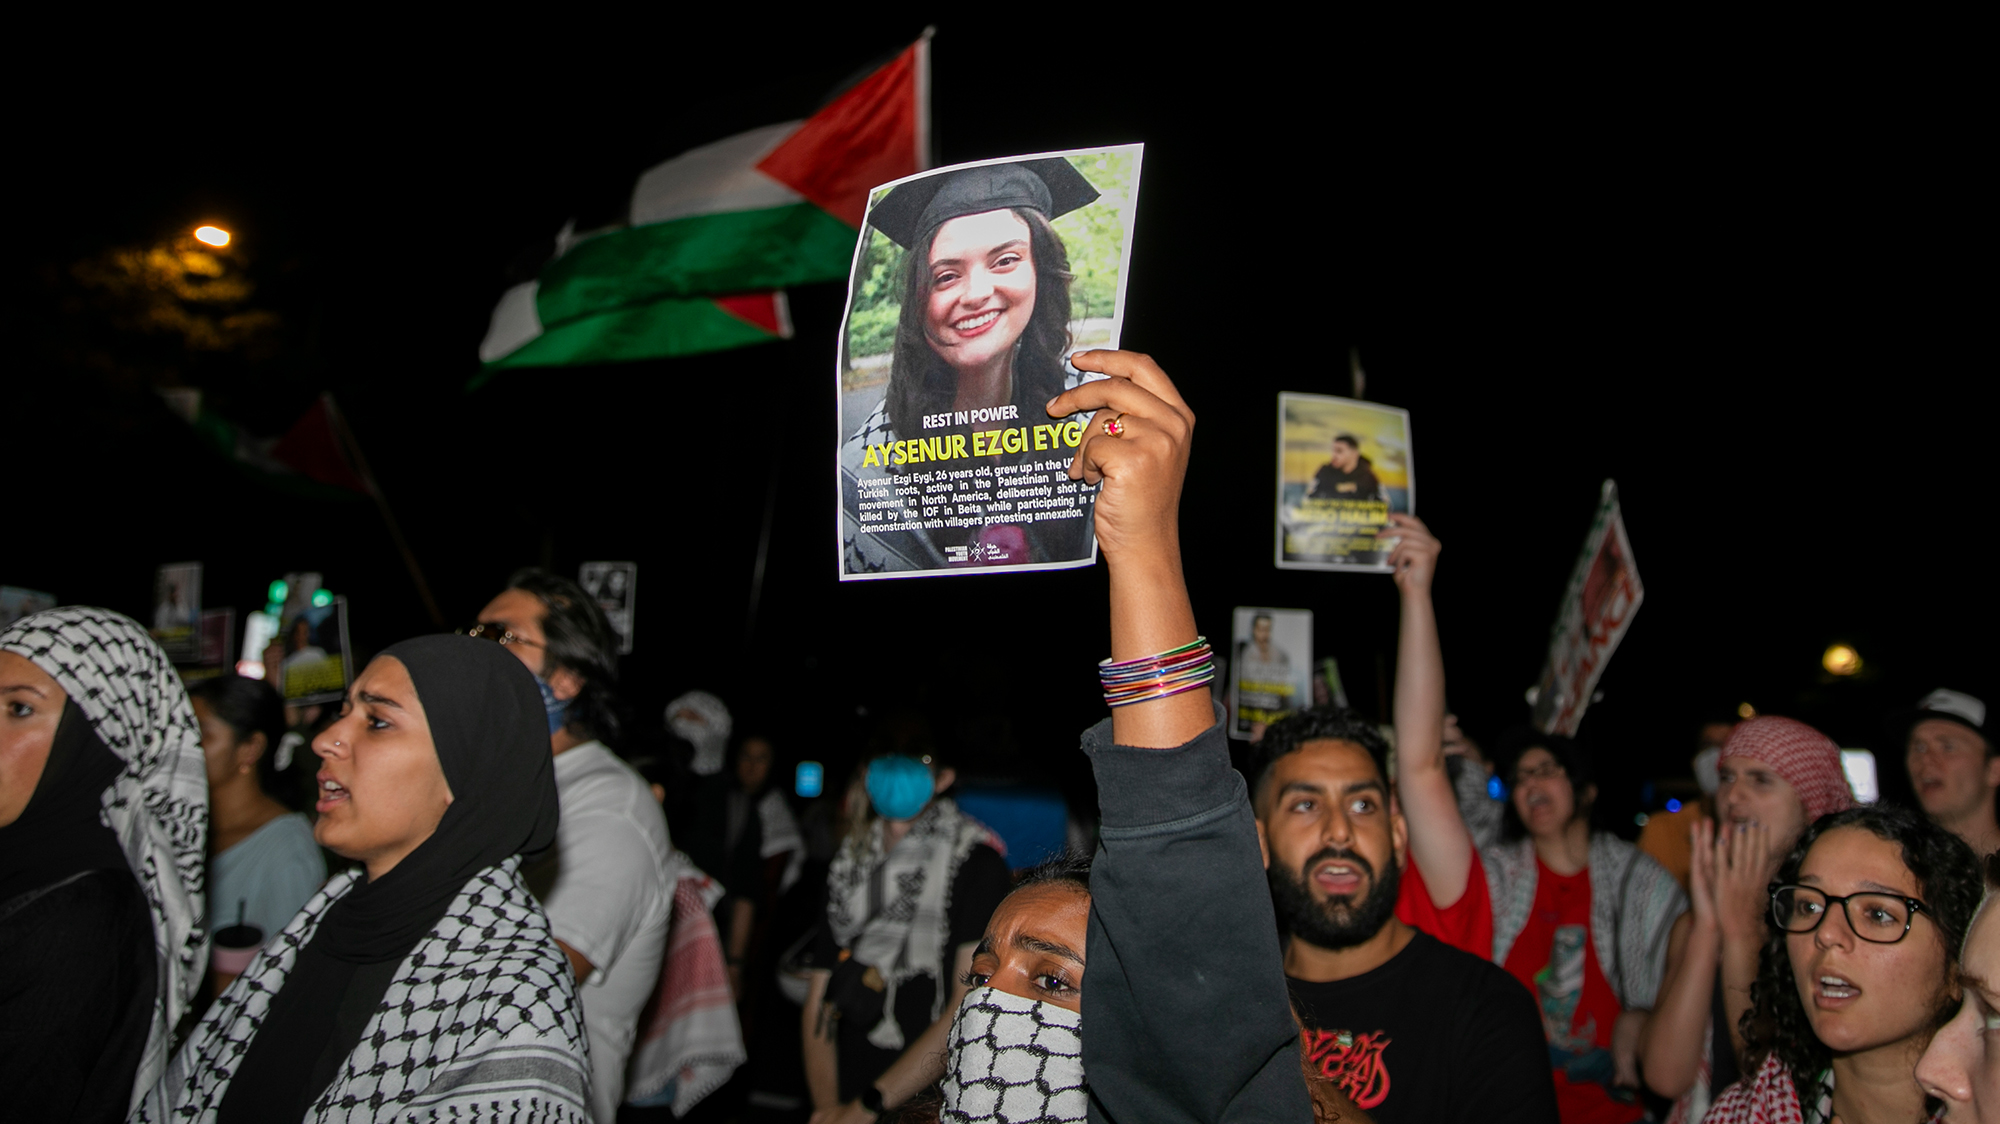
[1642, 717, 1855, 1123]
[1704, 804, 1980, 1123]
[1484, 726, 1689, 1123]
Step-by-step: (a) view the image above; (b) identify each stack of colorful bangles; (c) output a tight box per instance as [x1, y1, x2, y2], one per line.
[1098, 637, 1216, 708]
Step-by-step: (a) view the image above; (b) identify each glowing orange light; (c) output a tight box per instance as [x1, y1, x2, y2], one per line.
[1823, 644, 1862, 677]
[1737, 702, 1757, 720]
[194, 225, 231, 247]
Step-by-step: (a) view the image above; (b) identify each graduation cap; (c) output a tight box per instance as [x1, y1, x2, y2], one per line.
[867, 157, 1101, 250]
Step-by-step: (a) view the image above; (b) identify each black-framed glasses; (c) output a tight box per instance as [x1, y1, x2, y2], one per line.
[460, 622, 544, 649]
[1770, 884, 1933, 944]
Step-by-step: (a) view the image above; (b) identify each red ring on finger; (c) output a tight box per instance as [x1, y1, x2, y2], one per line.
[1101, 413, 1126, 437]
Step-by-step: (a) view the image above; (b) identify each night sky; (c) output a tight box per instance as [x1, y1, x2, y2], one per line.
[10, 23, 1987, 828]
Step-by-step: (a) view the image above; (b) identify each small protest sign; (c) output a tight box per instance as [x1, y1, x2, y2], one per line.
[1528, 480, 1644, 736]
[837, 145, 1144, 579]
[265, 574, 351, 705]
[1276, 393, 1413, 573]
[1228, 607, 1314, 740]
[580, 561, 638, 654]
[151, 562, 203, 663]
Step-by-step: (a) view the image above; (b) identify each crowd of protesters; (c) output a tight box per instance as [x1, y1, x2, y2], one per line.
[5, 348, 2000, 1124]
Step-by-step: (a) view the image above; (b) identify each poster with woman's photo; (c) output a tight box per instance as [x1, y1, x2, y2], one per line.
[835, 145, 1144, 580]
[1275, 393, 1414, 573]
[1228, 607, 1314, 739]
[579, 560, 637, 654]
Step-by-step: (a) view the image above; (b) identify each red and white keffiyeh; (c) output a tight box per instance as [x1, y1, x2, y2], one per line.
[1703, 1051, 1943, 1124]
[1720, 717, 1855, 821]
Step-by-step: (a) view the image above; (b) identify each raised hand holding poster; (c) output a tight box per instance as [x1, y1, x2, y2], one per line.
[837, 146, 1143, 579]
[1275, 393, 1413, 573]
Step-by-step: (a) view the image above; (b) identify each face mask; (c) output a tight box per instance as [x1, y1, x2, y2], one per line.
[940, 986, 1087, 1123]
[1694, 746, 1721, 796]
[866, 755, 935, 821]
[536, 675, 569, 735]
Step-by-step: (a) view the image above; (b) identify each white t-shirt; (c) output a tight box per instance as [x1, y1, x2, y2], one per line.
[526, 741, 674, 1122]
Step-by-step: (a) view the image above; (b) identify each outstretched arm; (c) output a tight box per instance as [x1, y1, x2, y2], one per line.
[1050, 351, 1208, 750]
[1055, 351, 1313, 1124]
[1383, 514, 1472, 906]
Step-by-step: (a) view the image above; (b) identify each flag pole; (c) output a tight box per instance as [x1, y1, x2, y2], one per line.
[323, 393, 447, 628]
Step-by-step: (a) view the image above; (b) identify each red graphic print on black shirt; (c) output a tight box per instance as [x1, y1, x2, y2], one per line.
[1300, 1028, 1392, 1110]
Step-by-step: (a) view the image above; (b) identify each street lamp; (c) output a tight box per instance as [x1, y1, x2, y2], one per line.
[194, 225, 231, 247]
[1823, 643, 1863, 677]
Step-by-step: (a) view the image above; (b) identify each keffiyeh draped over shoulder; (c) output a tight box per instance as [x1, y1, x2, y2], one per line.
[139, 857, 590, 1123]
[0, 607, 208, 1110]
[1701, 1052, 1945, 1124]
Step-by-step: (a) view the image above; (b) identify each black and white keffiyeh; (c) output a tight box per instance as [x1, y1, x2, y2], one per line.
[137, 857, 590, 1123]
[940, 986, 1087, 1123]
[827, 797, 995, 1049]
[0, 606, 208, 1112]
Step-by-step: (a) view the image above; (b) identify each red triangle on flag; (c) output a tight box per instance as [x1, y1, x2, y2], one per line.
[711, 292, 794, 338]
[271, 396, 371, 495]
[756, 35, 929, 228]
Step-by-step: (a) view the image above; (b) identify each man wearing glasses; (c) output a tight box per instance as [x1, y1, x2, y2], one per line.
[471, 569, 674, 1124]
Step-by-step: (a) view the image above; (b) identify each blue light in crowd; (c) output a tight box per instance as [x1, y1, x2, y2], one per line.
[1666, 798, 1683, 813]
[1486, 776, 1504, 800]
[795, 761, 824, 799]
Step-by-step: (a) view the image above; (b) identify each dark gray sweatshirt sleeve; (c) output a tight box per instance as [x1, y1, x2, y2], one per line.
[1080, 709, 1312, 1124]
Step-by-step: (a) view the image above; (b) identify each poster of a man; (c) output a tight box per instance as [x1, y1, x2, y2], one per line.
[150, 561, 202, 662]
[271, 597, 350, 705]
[1228, 606, 1313, 739]
[836, 145, 1144, 580]
[1276, 393, 1413, 573]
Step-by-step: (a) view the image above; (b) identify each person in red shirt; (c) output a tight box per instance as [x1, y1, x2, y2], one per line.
[1481, 728, 1688, 1124]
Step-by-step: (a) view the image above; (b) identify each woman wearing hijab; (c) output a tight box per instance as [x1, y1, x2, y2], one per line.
[839, 157, 1101, 575]
[137, 634, 590, 1123]
[1, 607, 209, 1121]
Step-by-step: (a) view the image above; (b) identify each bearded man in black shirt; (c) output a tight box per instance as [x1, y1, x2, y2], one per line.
[1252, 707, 1556, 1124]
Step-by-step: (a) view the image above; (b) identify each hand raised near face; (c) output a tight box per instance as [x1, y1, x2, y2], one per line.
[1045, 351, 1196, 565]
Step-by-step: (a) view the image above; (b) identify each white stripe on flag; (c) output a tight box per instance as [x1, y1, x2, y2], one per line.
[480, 280, 543, 362]
[628, 121, 806, 226]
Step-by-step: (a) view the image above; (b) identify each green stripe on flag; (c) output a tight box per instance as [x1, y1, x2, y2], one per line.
[476, 295, 781, 380]
[535, 203, 856, 328]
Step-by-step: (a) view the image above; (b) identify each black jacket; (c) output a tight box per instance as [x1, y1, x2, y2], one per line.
[1080, 711, 1312, 1123]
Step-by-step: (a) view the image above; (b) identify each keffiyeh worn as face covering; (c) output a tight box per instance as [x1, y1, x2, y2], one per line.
[0, 607, 209, 1114]
[940, 986, 1087, 1124]
[667, 689, 732, 776]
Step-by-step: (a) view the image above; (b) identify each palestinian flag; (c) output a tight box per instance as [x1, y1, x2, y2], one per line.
[479, 31, 931, 374]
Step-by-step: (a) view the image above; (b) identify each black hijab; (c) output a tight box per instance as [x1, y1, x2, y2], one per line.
[217, 635, 559, 1122]
[0, 700, 129, 909]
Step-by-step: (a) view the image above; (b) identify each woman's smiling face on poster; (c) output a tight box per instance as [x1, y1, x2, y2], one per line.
[925, 208, 1037, 373]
